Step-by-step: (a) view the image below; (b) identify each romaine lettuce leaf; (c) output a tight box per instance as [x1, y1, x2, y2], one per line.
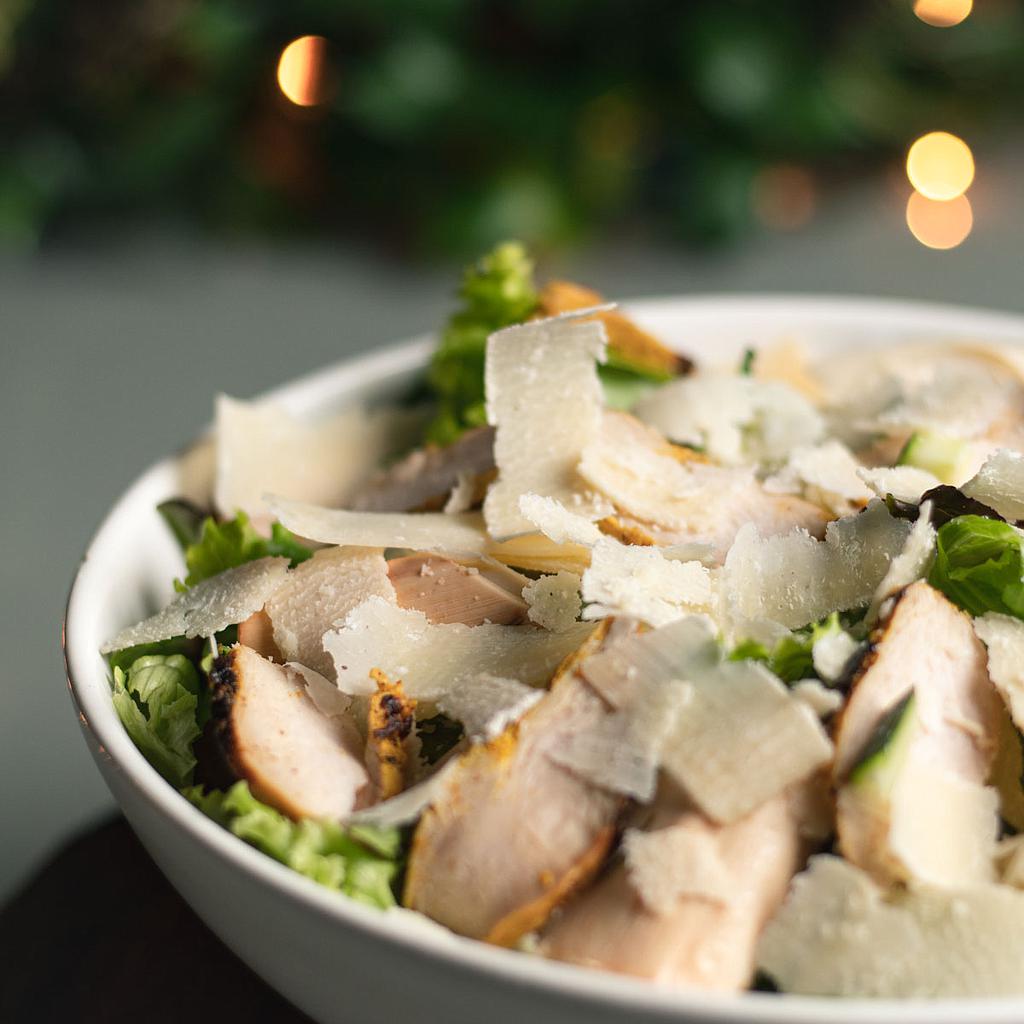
[928, 514, 1024, 618]
[111, 654, 202, 786]
[183, 782, 402, 908]
[178, 510, 311, 588]
[729, 613, 845, 683]
[426, 241, 539, 446]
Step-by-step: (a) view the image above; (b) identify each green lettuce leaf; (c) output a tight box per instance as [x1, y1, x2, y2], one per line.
[183, 782, 402, 908]
[426, 241, 539, 445]
[179, 511, 312, 588]
[111, 654, 201, 786]
[928, 514, 1024, 618]
[729, 613, 845, 683]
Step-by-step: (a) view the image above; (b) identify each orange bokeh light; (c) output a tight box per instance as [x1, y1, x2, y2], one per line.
[913, 0, 972, 27]
[906, 192, 973, 250]
[277, 36, 327, 107]
[906, 131, 974, 201]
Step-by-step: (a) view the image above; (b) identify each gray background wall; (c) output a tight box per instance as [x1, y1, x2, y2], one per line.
[3, 141, 1024, 902]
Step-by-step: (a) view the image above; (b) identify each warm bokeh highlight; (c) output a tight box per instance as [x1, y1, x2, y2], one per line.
[277, 36, 327, 108]
[905, 191, 973, 249]
[906, 131, 974, 201]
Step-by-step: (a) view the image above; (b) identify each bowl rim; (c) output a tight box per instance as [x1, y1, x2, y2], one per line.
[63, 292, 1024, 1024]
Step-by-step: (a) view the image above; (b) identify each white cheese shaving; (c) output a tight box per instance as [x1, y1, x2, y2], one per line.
[522, 572, 582, 632]
[722, 500, 911, 631]
[764, 441, 872, 515]
[547, 683, 689, 802]
[323, 596, 595, 701]
[887, 760, 999, 887]
[267, 496, 489, 554]
[518, 493, 602, 546]
[286, 661, 353, 718]
[633, 373, 824, 467]
[580, 616, 720, 709]
[811, 630, 861, 686]
[483, 313, 608, 538]
[623, 821, 734, 914]
[792, 679, 845, 718]
[267, 546, 395, 678]
[660, 658, 834, 824]
[866, 503, 936, 624]
[442, 472, 477, 515]
[757, 855, 1024, 997]
[962, 448, 1024, 521]
[974, 613, 1024, 729]
[582, 536, 712, 627]
[546, 618, 715, 801]
[102, 557, 289, 652]
[215, 395, 419, 520]
[437, 673, 542, 740]
[857, 465, 941, 504]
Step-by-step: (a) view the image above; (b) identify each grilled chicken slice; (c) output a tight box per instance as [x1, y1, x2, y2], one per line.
[541, 778, 815, 989]
[537, 280, 692, 379]
[580, 412, 829, 561]
[403, 623, 626, 945]
[351, 426, 496, 513]
[237, 608, 282, 661]
[365, 668, 417, 801]
[834, 581, 1004, 885]
[210, 644, 371, 819]
[388, 553, 529, 626]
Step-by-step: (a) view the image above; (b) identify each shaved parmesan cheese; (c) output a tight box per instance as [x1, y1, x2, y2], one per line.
[758, 855, 1024, 997]
[867, 505, 935, 624]
[268, 496, 489, 555]
[660, 659, 833, 824]
[324, 597, 595, 701]
[102, 557, 289, 652]
[634, 374, 824, 467]
[722, 500, 911, 631]
[887, 761, 999, 887]
[858, 465, 941, 504]
[266, 546, 393, 678]
[581, 616, 719, 709]
[547, 683, 689, 802]
[623, 822, 734, 914]
[547, 618, 716, 801]
[215, 395, 420, 520]
[518, 493, 602, 546]
[810, 629, 861, 686]
[792, 679, 844, 718]
[522, 572, 582, 632]
[437, 673, 542, 740]
[962, 449, 1024, 521]
[483, 314, 607, 538]
[974, 613, 1024, 728]
[764, 441, 872, 515]
[286, 661, 353, 718]
[443, 472, 477, 515]
[582, 536, 712, 627]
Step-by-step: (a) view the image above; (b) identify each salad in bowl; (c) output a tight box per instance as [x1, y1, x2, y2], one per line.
[95, 243, 1024, 1000]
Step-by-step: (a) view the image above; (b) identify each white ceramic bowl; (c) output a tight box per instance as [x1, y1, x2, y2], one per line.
[65, 295, 1024, 1024]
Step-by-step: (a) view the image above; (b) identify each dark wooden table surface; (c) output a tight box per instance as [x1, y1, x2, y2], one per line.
[0, 817, 314, 1024]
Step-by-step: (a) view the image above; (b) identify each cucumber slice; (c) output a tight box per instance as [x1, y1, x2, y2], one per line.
[897, 430, 969, 484]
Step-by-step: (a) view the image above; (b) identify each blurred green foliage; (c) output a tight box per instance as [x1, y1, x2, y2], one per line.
[1, 0, 1022, 253]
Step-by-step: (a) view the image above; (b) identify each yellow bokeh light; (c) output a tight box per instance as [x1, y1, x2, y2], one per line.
[277, 35, 327, 107]
[906, 131, 974, 201]
[913, 0, 972, 27]
[906, 192, 973, 250]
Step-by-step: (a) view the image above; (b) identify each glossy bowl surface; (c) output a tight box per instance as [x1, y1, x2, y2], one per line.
[65, 295, 1024, 1024]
